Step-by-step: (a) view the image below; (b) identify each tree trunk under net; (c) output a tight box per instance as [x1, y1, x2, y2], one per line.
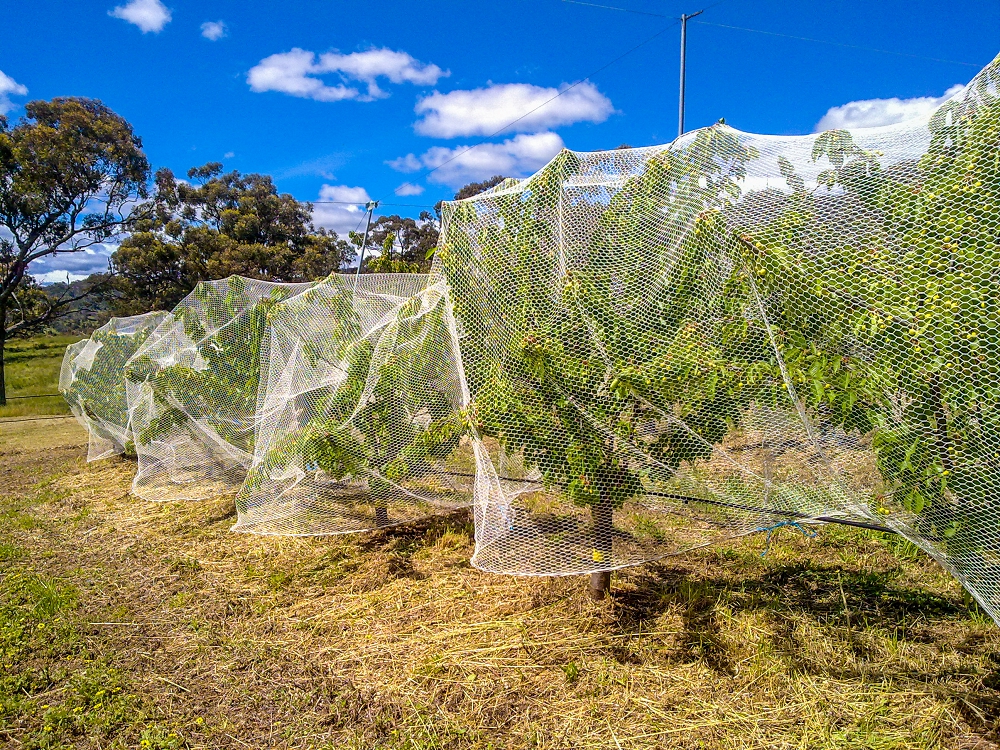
[589, 500, 614, 599]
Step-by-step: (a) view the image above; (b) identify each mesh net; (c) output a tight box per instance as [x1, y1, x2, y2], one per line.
[233, 272, 471, 535]
[435, 55, 1000, 621]
[59, 312, 170, 461]
[124, 276, 313, 501]
[53, 55, 1000, 626]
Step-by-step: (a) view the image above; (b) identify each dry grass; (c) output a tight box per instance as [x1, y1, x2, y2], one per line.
[2, 420, 999, 749]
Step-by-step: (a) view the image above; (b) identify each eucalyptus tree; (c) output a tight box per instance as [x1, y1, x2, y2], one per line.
[0, 97, 149, 403]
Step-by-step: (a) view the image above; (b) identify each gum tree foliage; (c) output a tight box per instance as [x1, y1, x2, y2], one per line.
[0, 97, 149, 403]
[343, 178, 512, 276]
[364, 213, 439, 273]
[125, 277, 303, 458]
[740, 68, 1000, 555]
[243, 278, 464, 525]
[438, 132, 763, 562]
[109, 164, 352, 314]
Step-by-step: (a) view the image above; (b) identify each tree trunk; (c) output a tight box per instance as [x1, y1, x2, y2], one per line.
[0, 306, 7, 407]
[589, 500, 614, 600]
[929, 374, 953, 474]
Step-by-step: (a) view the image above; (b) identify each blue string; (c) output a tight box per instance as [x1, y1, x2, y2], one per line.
[756, 520, 817, 557]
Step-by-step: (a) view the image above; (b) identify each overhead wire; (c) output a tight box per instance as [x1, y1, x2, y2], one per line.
[695, 19, 983, 67]
[378, 0, 980, 207]
[561, 0, 670, 18]
[310, 201, 434, 208]
[564, 0, 983, 68]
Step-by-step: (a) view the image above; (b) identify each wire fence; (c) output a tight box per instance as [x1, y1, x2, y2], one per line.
[0, 392, 72, 424]
[0, 414, 74, 424]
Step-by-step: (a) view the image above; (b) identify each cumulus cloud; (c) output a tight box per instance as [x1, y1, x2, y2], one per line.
[385, 153, 422, 173]
[310, 184, 373, 238]
[248, 47, 448, 103]
[109, 0, 171, 33]
[394, 183, 424, 197]
[415, 82, 613, 139]
[28, 245, 116, 284]
[389, 131, 564, 188]
[200, 20, 226, 40]
[815, 84, 966, 131]
[0, 70, 27, 115]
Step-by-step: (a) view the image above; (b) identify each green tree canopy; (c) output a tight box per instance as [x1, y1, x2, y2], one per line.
[108, 163, 352, 314]
[0, 97, 149, 402]
[364, 212, 439, 273]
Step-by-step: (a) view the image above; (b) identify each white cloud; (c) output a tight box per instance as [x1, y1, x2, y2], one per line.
[390, 131, 564, 188]
[29, 245, 117, 284]
[200, 20, 226, 41]
[33, 270, 84, 284]
[815, 83, 966, 131]
[0, 70, 27, 115]
[224, 151, 235, 159]
[109, 0, 171, 33]
[311, 184, 373, 238]
[385, 153, 421, 173]
[248, 47, 447, 103]
[414, 82, 613, 138]
[249, 49, 355, 102]
[394, 183, 424, 197]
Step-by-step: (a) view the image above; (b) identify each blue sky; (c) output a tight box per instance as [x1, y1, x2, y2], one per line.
[2, 0, 999, 281]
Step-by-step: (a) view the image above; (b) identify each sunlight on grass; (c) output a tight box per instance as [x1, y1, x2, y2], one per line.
[0, 423, 998, 749]
[1, 334, 81, 419]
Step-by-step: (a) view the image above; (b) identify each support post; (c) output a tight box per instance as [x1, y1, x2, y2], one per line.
[678, 10, 704, 138]
[353, 200, 379, 290]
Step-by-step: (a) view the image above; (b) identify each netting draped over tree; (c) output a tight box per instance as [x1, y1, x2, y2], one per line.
[53, 53, 1000, 626]
[60, 312, 170, 461]
[435, 55, 1000, 620]
[234, 273, 471, 535]
[124, 276, 314, 501]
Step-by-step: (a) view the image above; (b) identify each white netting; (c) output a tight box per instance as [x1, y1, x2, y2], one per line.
[233, 273, 471, 535]
[54, 54, 1000, 627]
[59, 312, 170, 461]
[124, 276, 313, 501]
[435, 55, 1000, 620]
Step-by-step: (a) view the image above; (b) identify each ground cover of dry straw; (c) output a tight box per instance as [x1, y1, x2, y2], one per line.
[1, 418, 999, 749]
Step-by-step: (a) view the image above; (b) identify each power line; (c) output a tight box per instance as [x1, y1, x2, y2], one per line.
[695, 20, 983, 67]
[310, 201, 434, 208]
[563, 1, 982, 68]
[562, 0, 670, 18]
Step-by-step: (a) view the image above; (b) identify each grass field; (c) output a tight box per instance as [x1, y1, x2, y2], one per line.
[2, 337, 1000, 748]
[0, 334, 81, 419]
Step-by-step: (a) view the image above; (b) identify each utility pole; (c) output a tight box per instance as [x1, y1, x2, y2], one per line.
[678, 9, 704, 138]
[353, 199, 379, 289]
